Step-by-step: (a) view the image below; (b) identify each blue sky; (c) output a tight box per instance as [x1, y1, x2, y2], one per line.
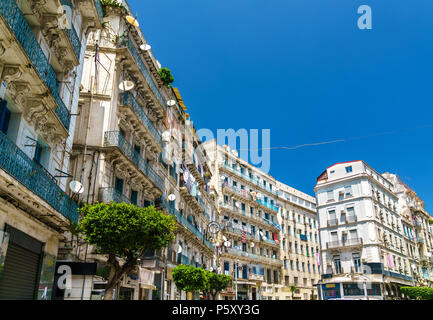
[129, 0, 433, 213]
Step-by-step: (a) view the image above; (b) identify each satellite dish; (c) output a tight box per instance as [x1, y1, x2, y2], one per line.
[125, 15, 139, 27]
[225, 241, 231, 247]
[259, 231, 264, 236]
[140, 43, 151, 51]
[411, 264, 417, 270]
[235, 202, 240, 208]
[168, 194, 176, 201]
[251, 242, 255, 248]
[69, 180, 84, 194]
[119, 80, 134, 91]
[220, 175, 226, 180]
[167, 100, 176, 106]
[177, 245, 182, 254]
[222, 235, 227, 241]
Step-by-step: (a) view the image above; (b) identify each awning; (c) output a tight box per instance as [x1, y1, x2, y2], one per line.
[172, 87, 187, 111]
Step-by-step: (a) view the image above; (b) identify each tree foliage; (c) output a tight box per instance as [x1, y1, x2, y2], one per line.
[79, 202, 176, 299]
[158, 67, 175, 87]
[172, 264, 208, 293]
[205, 272, 232, 300]
[400, 286, 433, 300]
[172, 264, 231, 299]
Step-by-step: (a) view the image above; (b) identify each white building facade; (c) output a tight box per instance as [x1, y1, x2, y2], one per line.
[0, 0, 103, 300]
[315, 161, 416, 300]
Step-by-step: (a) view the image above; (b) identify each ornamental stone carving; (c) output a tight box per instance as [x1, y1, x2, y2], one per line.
[8, 81, 30, 107]
[1, 65, 22, 86]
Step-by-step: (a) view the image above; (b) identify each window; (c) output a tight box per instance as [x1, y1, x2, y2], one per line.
[296, 260, 299, 271]
[345, 166, 353, 173]
[130, 190, 138, 205]
[343, 283, 364, 296]
[290, 260, 294, 270]
[0, 100, 11, 135]
[353, 253, 361, 272]
[345, 185, 353, 197]
[333, 255, 342, 274]
[327, 190, 334, 201]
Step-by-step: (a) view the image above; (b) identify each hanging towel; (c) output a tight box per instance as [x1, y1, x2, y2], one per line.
[272, 232, 280, 245]
[388, 253, 394, 268]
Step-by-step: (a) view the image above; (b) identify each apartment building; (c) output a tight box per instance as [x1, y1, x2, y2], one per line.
[0, 0, 103, 300]
[315, 161, 419, 300]
[382, 173, 433, 287]
[57, 0, 218, 300]
[203, 140, 319, 300]
[276, 182, 320, 300]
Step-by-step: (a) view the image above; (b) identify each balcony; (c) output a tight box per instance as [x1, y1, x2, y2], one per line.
[0, 131, 78, 223]
[220, 202, 280, 231]
[98, 187, 131, 204]
[225, 248, 282, 267]
[249, 273, 265, 282]
[256, 199, 279, 212]
[0, 0, 71, 130]
[416, 237, 424, 243]
[179, 180, 205, 214]
[158, 198, 214, 252]
[326, 238, 363, 252]
[119, 92, 163, 150]
[103, 131, 164, 194]
[327, 218, 338, 227]
[346, 215, 357, 223]
[116, 35, 166, 117]
[220, 164, 279, 197]
[177, 253, 190, 266]
[221, 183, 253, 202]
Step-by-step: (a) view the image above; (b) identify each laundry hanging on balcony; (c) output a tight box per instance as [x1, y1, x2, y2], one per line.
[272, 232, 279, 245]
[387, 253, 394, 268]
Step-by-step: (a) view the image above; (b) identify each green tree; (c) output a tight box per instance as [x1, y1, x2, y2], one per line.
[79, 202, 175, 300]
[205, 271, 232, 300]
[158, 67, 175, 87]
[400, 286, 433, 300]
[289, 285, 297, 300]
[172, 265, 208, 298]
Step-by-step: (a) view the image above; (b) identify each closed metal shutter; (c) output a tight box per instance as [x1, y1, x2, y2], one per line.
[0, 225, 42, 300]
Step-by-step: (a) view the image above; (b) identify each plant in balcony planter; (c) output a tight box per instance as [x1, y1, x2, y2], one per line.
[158, 67, 175, 88]
[100, 0, 126, 17]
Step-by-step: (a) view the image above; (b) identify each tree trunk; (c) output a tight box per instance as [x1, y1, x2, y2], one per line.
[104, 286, 115, 300]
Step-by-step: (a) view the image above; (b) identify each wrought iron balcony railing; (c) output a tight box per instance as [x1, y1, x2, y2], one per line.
[120, 92, 162, 147]
[225, 248, 281, 265]
[327, 218, 338, 227]
[103, 131, 164, 192]
[117, 35, 166, 112]
[94, 0, 103, 22]
[256, 199, 279, 212]
[99, 187, 131, 204]
[0, 0, 71, 130]
[326, 237, 363, 249]
[158, 197, 215, 251]
[0, 131, 78, 222]
[61, 0, 82, 59]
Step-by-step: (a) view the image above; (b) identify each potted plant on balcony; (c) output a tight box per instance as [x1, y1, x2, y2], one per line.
[158, 67, 175, 88]
[100, 0, 126, 17]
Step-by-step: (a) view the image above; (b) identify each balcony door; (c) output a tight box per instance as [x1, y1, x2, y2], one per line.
[0, 100, 11, 135]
